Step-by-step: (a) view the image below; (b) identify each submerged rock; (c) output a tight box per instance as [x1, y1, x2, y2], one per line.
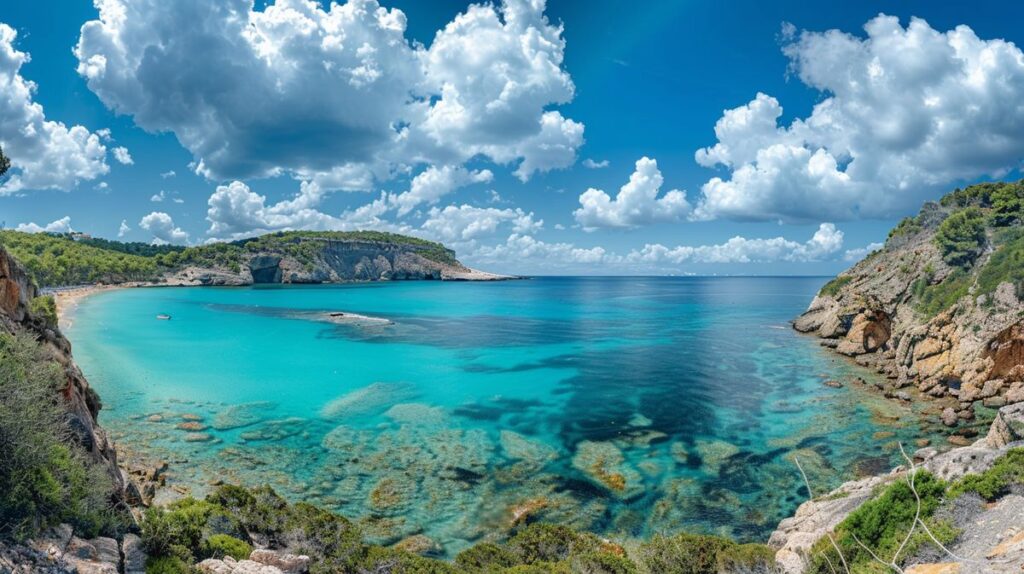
[212, 402, 277, 430]
[239, 418, 306, 442]
[694, 439, 740, 474]
[384, 403, 448, 426]
[570, 440, 643, 499]
[321, 382, 417, 418]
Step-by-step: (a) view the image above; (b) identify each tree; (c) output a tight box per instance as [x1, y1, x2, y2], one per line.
[934, 207, 986, 268]
[0, 145, 10, 179]
[990, 183, 1024, 226]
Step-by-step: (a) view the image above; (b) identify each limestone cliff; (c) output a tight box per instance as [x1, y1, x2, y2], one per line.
[795, 183, 1024, 422]
[0, 245, 128, 502]
[164, 235, 511, 286]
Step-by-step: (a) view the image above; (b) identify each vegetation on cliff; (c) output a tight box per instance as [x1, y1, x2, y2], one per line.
[0, 229, 461, 287]
[0, 331, 126, 541]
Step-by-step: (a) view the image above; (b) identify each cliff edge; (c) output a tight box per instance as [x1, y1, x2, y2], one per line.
[795, 181, 1024, 422]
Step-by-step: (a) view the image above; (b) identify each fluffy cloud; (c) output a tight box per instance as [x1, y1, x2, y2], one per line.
[206, 181, 342, 240]
[75, 0, 583, 186]
[694, 16, 1024, 221]
[582, 158, 609, 169]
[471, 233, 610, 268]
[15, 216, 73, 234]
[118, 219, 130, 237]
[628, 223, 844, 264]
[574, 157, 690, 230]
[0, 24, 108, 194]
[139, 212, 189, 244]
[844, 241, 884, 262]
[112, 146, 133, 165]
[421, 204, 541, 245]
[390, 166, 493, 217]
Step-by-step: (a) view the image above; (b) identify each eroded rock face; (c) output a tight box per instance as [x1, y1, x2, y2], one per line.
[792, 209, 1024, 416]
[164, 238, 502, 286]
[0, 246, 126, 499]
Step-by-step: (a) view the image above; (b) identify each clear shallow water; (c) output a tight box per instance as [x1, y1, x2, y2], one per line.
[67, 277, 943, 553]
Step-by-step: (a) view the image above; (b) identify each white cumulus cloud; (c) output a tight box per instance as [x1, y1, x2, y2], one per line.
[694, 16, 1024, 222]
[844, 241, 884, 261]
[574, 157, 690, 230]
[75, 0, 583, 187]
[16, 216, 73, 234]
[628, 223, 844, 264]
[139, 212, 189, 245]
[112, 146, 133, 165]
[582, 158, 609, 169]
[421, 204, 542, 245]
[0, 24, 108, 194]
[118, 219, 130, 237]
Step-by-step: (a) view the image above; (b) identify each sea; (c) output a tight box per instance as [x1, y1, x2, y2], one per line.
[66, 276, 945, 555]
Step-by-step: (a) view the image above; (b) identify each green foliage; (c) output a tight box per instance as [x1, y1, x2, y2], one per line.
[29, 295, 58, 328]
[507, 523, 599, 564]
[201, 534, 252, 561]
[939, 182, 1004, 208]
[455, 542, 520, 571]
[819, 276, 852, 297]
[569, 551, 638, 574]
[354, 546, 458, 573]
[77, 236, 186, 257]
[0, 332, 124, 541]
[807, 472, 951, 573]
[934, 206, 987, 267]
[990, 182, 1024, 226]
[144, 555, 193, 574]
[911, 270, 971, 318]
[636, 533, 736, 574]
[887, 216, 922, 240]
[976, 228, 1024, 298]
[949, 448, 1024, 501]
[0, 145, 9, 179]
[715, 544, 778, 574]
[0, 230, 161, 286]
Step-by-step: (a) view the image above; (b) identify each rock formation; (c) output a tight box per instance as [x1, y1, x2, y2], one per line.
[795, 189, 1024, 421]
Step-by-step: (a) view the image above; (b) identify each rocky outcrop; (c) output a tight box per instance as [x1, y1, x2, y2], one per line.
[794, 199, 1024, 421]
[0, 246, 126, 499]
[771, 403, 1024, 573]
[0, 524, 147, 574]
[165, 237, 513, 286]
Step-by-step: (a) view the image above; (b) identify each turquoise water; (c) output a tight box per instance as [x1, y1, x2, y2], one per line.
[67, 277, 942, 553]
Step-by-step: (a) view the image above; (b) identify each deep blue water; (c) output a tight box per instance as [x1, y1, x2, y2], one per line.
[66, 277, 941, 554]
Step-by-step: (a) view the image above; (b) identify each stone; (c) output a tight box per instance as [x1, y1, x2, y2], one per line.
[184, 432, 214, 442]
[123, 533, 147, 573]
[941, 407, 958, 427]
[984, 396, 1007, 408]
[823, 380, 843, 388]
[90, 537, 119, 566]
[947, 435, 972, 446]
[904, 564, 959, 574]
[177, 421, 209, 431]
[198, 556, 284, 574]
[914, 447, 938, 462]
[248, 549, 310, 573]
[986, 402, 1024, 448]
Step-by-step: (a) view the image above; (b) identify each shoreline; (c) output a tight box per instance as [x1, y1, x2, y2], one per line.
[53, 283, 134, 330]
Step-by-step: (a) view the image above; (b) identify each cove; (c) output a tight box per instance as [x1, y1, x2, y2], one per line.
[65, 276, 945, 555]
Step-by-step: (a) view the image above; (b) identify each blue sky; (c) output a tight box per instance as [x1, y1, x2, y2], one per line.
[2, 0, 1024, 275]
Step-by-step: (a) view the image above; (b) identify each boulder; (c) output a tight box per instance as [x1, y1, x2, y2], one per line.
[986, 402, 1024, 448]
[198, 556, 284, 574]
[122, 533, 147, 573]
[248, 549, 310, 573]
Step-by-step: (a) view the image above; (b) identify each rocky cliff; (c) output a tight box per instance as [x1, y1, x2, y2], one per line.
[795, 182, 1024, 423]
[0, 245, 127, 499]
[165, 234, 511, 286]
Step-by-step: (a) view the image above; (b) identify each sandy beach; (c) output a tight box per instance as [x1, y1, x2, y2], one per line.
[53, 284, 128, 330]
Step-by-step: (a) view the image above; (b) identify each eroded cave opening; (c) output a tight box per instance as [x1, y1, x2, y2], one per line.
[249, 256, 283, 284]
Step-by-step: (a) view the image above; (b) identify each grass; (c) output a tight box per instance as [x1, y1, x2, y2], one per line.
[911, 270, 971, 318]
[819, 275, 852, 297]
[948, 448, 1024, 501]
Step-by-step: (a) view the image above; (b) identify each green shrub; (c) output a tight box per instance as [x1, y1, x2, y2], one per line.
[0, 332, 124, 541]
[29, 295, 58, 328]
[934, 206, 987, 267]
[569, 550, 638, 574]
[807, 472, 951, 573]
[508, 523, 599, 564]
[949, 448, 1024, 501]
[911, 270, 971, 318]
[636, 533, 736, 574]
[144, 555, 193, 574]
[353, 546, 458, 573]
[455, 542, 520, 571]
[888, 216, 922, 240]
[976, 229, 1024, 297]
[819, 276, 852, 297]
[201, 534, 252, 560]
[716, 543, 778, 573]
[990, 182, 1024, 226]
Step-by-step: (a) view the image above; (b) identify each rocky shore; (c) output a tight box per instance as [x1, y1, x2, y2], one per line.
[794, 193, 1024, 426]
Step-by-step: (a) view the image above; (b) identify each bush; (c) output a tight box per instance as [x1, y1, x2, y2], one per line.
[934, 206, 986, 267]
[949, 448, 1024, 501]
[989, 182, 1024, 226]
[508, 523, 599, 564]
[807, 472, 952, 573]
[353, 546, 458, 574]
[976, 229, 1024, 297]
[716, 543, 779, 573]
[911, 270, 971, 318]
[144, 555, 193, 574]
[0, 332, 123, 541]
[636, 533, 736, 574]
[455, 542, 520, 571]
[887, 217, 922, 240]
[569, 550, 638, 574]
[818, 276, 852, 297]
[201, 534, 252, 560]
[29, 295, 58, 328]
